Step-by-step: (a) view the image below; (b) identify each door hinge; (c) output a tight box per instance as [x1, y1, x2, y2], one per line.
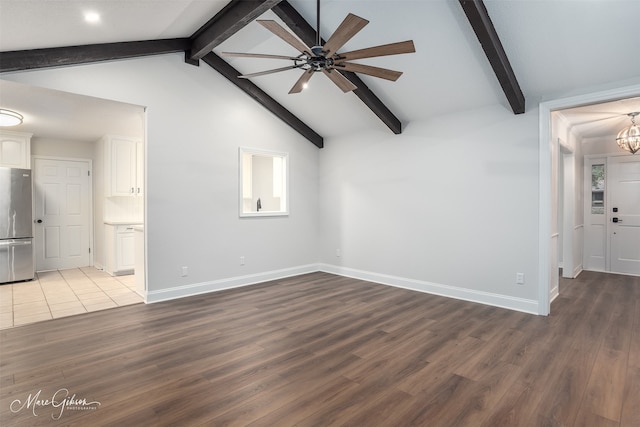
[89, 247, 91, 253]
[88, 170, 91, 176]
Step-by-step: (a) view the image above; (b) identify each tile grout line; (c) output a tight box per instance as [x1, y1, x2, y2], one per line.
[2, 267, 142, 330]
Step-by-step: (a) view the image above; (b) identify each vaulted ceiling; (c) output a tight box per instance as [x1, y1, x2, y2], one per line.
[1, 0, 639, 146]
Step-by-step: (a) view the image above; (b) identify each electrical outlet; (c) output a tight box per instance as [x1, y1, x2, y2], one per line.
[336, 249, 341, 257]
[181, 266, 188, 277]
[240, 256, 245, 266]
[516, 272, 525, 285]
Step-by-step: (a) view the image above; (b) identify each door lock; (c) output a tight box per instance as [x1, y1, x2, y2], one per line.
[612, 217, 622, 223]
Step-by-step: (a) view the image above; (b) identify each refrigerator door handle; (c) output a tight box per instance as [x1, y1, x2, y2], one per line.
[0, 240, 32, 246]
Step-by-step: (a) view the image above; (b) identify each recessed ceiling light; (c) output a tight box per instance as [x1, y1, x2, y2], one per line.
[84, 12, 101, 24]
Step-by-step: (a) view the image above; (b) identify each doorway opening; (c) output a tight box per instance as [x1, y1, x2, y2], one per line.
[0, 80, 147, 299]
[540, 84, 640, 315]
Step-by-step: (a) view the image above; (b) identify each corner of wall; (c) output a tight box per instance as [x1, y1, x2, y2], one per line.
[318, 264, 540, 315]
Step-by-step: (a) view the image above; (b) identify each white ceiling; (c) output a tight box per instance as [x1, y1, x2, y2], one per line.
[0, 79, 146, 141]
[1, 0, 640, 143]
[556, 96, 640, 141]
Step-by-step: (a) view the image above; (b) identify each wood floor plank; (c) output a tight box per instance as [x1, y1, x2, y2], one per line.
[620, 366, 640, 427]
[244, 374, 361, 426]
[479, 380, 545, 427]
[338, 388, 417, 427]
[629, 300, 640, 368]
[0, 270, 637, 426]
[572, 410, 621, 427]
[578, 347, 627, 423]
[435, 361, 522, 427]
[532, 342, 600, 427]
[395, 335, 485, 396]
[350, 315, 434, 361]
[395, 373, 476, 426]
[454, 327, 526, 380]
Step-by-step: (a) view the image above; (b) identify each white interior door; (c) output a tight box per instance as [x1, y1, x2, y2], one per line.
[608, 156, 640, 275]
[34, 158, 91, 271]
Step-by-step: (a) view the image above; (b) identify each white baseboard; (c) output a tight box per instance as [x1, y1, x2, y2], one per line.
[144, 262, 541, 315]
[572, 265, 583, 278]
[549, 285, 560, 303]
[318, 263, 540, 315]
[145, 264, 319, 303]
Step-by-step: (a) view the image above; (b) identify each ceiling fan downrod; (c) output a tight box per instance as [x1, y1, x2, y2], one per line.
[309, 0, 326, 69]
[316, 0, 321, 47]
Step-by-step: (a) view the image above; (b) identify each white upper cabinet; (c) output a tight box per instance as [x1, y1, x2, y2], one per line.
[0, 131, 32, 169]
[102, 135, 143, 197]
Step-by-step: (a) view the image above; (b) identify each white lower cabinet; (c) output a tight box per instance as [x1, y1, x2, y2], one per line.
[104, 224, 137, 275]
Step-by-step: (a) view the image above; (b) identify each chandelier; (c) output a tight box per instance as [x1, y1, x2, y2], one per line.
[616, 112, 640, 154]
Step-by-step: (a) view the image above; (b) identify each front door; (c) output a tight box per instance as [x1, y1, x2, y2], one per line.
[33, 158, 91, 271]
[608, 156, 640, 275]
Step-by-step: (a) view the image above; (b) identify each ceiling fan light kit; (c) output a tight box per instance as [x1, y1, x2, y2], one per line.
[616, 112, 640, 154]
[222, 0, 415, 94]
[0, 109, 23, 127]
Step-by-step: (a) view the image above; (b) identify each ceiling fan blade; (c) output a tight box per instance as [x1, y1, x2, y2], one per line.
[333, 62, 403, 81]
[323, 13, 369, 56]
[238, 65, 302, 79]
[289, 69, 315, 94]
[321, 69, 357, 93]
[257, 20, 312, 54]
[221, 52, 301, 61]
[336, 40, 416, 61]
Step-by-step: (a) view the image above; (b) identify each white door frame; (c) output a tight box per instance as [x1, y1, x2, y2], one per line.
[538, 83, 640, 315]
[32, 155, 94, 270]
[560, 142, 576, 279]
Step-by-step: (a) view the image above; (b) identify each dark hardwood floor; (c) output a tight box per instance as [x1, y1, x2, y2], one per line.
[1, 270, 638, 426]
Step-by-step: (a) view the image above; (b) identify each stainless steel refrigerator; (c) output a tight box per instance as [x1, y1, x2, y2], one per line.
[1, 167, 34, 283]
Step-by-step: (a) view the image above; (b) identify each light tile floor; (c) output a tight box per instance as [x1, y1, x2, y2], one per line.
[0, 267, 143, 329]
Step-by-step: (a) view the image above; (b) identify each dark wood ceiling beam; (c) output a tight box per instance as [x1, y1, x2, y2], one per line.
[272, 1, 403, 134]
[459, 0, 525, 114]
[202, 52, 323, 148]
[0, 39, 190, 73]
[189, 0, 284, 61]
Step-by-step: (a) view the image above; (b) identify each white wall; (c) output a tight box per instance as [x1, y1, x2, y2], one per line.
[318, 104, 541, 312]
[31, 137, 95, 160]
[3, 53, 320, 297]
[582, 136, 625, 156]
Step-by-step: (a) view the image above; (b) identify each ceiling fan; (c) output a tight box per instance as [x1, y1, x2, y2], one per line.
[221, 0, 416, 94]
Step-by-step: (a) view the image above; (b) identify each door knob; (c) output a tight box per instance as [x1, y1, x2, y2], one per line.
[612, 217, 622, 223]
[35, 219, 43, 223]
